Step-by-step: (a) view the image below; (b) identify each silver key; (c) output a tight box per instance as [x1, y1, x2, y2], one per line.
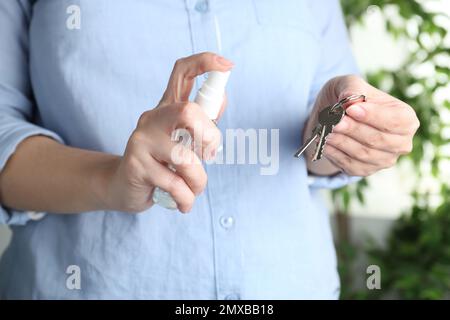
[294, 94, 366, 160]
[312, 105, 345, 161]
[294, 105, 340, 159]
[293, 124, 322, 158]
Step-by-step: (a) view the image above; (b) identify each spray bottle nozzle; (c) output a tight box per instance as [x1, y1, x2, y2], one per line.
[195, 71, 231, 120]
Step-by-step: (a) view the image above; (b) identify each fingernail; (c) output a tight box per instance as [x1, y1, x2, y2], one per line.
[346, 105, 366, 120]
[216, 55, 234, 67]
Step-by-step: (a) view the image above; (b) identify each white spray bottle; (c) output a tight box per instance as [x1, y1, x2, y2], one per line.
[152, 71, 231, 210]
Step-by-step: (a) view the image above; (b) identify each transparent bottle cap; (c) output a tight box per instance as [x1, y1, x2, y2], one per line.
[152, 188, 177, 210]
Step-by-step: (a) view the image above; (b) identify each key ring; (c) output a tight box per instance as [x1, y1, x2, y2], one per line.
[330, 94, 366, 113]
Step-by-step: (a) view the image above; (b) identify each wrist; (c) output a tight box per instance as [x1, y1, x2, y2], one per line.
[306, 160, 341, 176]
[90, 154, 121, 211]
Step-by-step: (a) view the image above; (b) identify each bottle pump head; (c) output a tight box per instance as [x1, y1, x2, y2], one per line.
[194, 71, 231, 120]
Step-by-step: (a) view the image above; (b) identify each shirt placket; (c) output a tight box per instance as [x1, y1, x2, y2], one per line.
[185, 0, 244, 300]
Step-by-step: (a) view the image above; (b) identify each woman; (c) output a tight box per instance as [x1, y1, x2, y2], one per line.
[0, 0, 418, 299]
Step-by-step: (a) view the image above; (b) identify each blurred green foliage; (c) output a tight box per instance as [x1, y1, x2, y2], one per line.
[337, 0, 450, 299]
[368, 186, 450, 299]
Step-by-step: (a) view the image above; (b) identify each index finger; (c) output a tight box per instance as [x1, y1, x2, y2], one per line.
[345, 101, 416, 135]
[160, 52, 234, 104]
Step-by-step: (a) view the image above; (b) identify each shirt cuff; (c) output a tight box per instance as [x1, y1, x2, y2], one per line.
[0, 209, 47, 225]
[0, 124, 63, 225]
[307, 172, 362, 190]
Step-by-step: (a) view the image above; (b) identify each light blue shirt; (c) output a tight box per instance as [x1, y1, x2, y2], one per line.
[0, 0, 359, 299]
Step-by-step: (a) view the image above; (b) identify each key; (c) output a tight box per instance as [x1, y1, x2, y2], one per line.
[312, 105, 345, 161]
[294, 94, 366, 160]
[294, 105, 339, 159]
[293, 124, 322, 158]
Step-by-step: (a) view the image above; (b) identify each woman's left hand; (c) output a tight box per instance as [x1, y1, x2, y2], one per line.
[307, 75, 420, 177]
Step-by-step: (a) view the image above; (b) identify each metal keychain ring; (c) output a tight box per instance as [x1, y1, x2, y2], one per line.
[330, 94, 366, 113]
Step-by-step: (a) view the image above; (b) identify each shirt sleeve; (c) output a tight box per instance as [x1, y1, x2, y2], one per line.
[0, 1, 64, 225]
[306, 0, 362, 190]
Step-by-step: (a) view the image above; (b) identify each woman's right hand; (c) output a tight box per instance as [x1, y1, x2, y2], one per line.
[101, 53, 234, 213]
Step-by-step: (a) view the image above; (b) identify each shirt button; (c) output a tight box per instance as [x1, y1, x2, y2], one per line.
[195, 0, 209, 13]
[220, 216, 234, 229]
[225, 293, 240, 300]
